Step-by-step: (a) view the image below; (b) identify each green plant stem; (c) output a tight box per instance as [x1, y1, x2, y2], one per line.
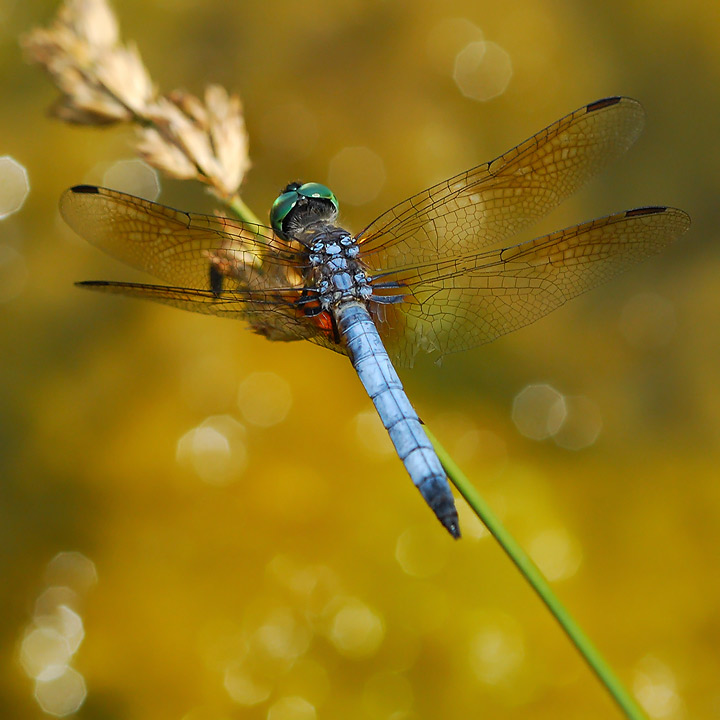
[226, 194, 263, 227]
[424, 427, 649, 720]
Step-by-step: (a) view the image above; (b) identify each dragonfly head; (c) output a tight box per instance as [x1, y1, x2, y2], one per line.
[271, 182, 339, 239]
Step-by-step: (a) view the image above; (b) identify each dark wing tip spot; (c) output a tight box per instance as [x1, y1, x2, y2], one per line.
[586, 96, 623, 112]
[70, 185, 100, 194]
[626, 206, 667, 217]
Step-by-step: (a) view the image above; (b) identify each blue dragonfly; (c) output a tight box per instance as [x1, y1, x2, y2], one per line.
[61, 97, 690, 538]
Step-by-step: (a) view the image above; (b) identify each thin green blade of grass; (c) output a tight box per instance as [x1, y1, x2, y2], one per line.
[424, 426, 649, 720]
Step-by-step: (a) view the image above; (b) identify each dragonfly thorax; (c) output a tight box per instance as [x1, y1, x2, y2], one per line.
[304, 225, 372, 311]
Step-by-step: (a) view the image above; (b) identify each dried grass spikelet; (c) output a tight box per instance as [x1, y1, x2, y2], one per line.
[22, 0, 251, 203]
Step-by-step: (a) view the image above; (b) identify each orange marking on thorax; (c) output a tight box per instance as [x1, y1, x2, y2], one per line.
[311, 310, 335, 338]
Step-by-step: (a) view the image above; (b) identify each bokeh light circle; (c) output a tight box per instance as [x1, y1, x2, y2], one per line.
[512, 383, 566, 440]
[0, 156, 29, 217]
[102, 159, 160, 200]
[453, 41, 513, 101]
[469, 612, 525, 685]
[34, 667, 87, 716]
[553, 395, 603, 451]
[176, 414, 247, 484]
[327, 146, 386, 206]
[44, 552, 98, 594]
[327, 598, 385, 658]
[267, 696, 316, 720]
[20, 628, 72, 680]
[528, 527, 583, 581]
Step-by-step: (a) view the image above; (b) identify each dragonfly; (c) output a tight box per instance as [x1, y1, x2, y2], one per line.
[61, 97, 690, 539]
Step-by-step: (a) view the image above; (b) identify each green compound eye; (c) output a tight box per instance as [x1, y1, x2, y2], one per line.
[297, 182, 337, 205]
[270, 182, 339, 236]
[270, 190, 299, 234]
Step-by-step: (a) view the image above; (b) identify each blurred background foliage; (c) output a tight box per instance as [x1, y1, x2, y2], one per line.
[2, 1, 719, 718]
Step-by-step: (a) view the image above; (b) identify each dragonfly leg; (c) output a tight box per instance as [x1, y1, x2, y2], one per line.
[369, 293, 405, 305]
[209, 263, 223, 297]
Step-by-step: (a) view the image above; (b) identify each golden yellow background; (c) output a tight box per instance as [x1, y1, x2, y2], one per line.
[2, 1, 719, 718]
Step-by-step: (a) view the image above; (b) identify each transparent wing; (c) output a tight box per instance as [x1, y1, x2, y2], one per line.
[357, 97, 645, 269]
[64, 186, 342, 349]
[61, 185, 306, 288]
[77, 280, 342, 350]
[369, 207, 691, 367]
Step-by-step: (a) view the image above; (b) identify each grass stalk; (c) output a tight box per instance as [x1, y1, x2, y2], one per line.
[424, 426, 649, 720]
